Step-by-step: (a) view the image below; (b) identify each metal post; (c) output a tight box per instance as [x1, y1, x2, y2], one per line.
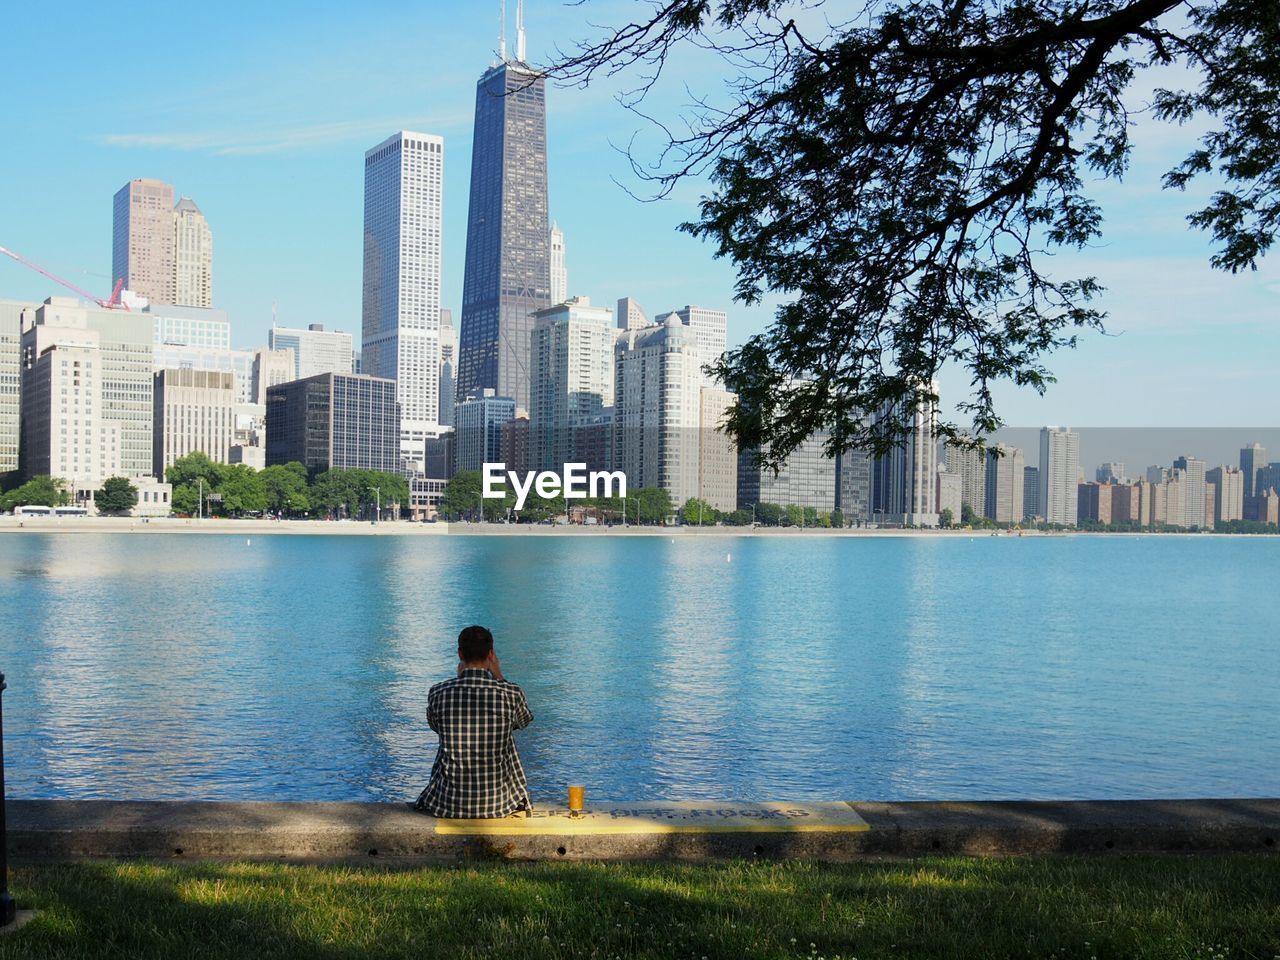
[1, 673, 16, 926]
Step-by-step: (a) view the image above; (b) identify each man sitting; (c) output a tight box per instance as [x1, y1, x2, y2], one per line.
[415, 624, 534, 818]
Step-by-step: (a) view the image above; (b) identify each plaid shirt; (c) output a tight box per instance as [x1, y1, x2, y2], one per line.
[414, 668, 534, 818]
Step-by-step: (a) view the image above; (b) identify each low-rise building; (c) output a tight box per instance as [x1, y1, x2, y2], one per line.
[265, 372, 399, 473]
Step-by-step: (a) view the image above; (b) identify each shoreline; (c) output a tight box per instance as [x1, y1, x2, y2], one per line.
[10, 797, 1279, 861]
[0, 516, 1055, 537]
[0, 515, 1274, 537]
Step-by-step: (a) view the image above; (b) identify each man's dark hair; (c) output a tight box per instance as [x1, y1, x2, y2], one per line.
[458, 625, 494, 663]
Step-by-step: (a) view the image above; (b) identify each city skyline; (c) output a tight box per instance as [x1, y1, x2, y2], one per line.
[1, 4, 1278, 430]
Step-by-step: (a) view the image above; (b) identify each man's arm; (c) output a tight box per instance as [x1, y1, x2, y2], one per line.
[426, 686, 442, 734]
[508, 685, 533, 730]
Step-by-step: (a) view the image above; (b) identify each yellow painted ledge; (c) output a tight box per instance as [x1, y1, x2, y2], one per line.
[434, 801, 871, 836]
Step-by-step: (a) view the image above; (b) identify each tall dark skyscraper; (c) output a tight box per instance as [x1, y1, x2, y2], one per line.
[457, 31, 551, 412]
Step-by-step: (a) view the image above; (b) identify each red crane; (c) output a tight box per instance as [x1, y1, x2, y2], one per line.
[0, 245, 129, 310]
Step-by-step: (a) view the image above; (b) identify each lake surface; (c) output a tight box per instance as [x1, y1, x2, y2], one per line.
[1, 533, 1276, 803]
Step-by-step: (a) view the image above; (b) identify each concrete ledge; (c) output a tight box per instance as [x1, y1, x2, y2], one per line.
[7, 798, 1279, 862]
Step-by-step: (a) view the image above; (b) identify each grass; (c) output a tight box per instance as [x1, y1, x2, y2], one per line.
[2, 855, 1278, 959]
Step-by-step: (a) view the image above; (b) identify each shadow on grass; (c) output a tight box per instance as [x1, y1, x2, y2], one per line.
[3, 854, 1279, 960]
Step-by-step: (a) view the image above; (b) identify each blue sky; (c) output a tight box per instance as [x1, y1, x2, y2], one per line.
[1, 1, 1276, 429]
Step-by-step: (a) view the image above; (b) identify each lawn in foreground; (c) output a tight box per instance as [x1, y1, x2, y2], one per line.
[3, 855, 1278, 960]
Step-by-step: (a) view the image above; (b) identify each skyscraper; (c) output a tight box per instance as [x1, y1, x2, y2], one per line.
[1173, 455, 1207, 529]
[1023, 465, 1040, 518]
[615, 315, 704, 507]
[457, 32, 551, 412]
[439, 309, 456, 428]
[1039, 426, 1080, 526]
[1240, 443, 1266, 498]
[871, 383, 939, 526]
[943, 438, 985, 518]
[984, 444, 1025, 523]
[837, 447, 873, 523]
[529, 296, 614, 471]
[173, 197, 213, 308]
[362, 131, 445, 466]
[1206, 465, 1244, 524]
[21, 297, 154, 483]
[113, 178, 177, 305]
[549, 222, 567, 304]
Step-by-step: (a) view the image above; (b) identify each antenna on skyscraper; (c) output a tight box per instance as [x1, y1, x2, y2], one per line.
[516, 0, 526, 62]
[499, 0, 508, 61]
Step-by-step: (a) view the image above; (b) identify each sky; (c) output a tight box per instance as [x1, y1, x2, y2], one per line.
[1, 1, 1277, 438]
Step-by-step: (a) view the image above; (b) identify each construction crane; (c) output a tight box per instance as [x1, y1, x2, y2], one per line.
[0, 245, 129, 310]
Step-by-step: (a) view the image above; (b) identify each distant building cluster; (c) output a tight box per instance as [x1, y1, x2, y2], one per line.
[933, 430, 1280, 531]
[3, 11, 1275, 530]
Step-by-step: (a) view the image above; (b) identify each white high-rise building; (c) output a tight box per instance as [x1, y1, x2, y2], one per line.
[1039, 426, 1080, 526]
[19, 329, 123, 500]
[529, 296, 614, 471]
[1173, 455, 1207, 530]
[362, 131, 444, 466]
[173, 197, 213, 308]
[269, 324, 356, 380]
[549, 222, 567, 305]
[944, 438, 986, 518]
[615, 315, 704, 508]
[22, 297, 155, 480]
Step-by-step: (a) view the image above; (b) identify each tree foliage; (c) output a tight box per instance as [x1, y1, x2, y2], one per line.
[261, 463, 310, 516]
[95, 476, 137, 515]
[217, 464, 268, 517]
[310, 469, 408, 519]
[1, 475, 70, 512]
[679, 497, 718, 525]
[549, 0, 1280, 464]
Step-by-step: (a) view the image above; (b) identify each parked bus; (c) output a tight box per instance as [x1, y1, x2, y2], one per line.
[12, 504, 53, 516]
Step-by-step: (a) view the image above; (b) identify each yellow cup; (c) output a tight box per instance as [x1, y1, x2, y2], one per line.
[567, 784, 585, 816]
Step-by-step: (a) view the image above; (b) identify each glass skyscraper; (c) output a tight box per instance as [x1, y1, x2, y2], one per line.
[457, 59, 551, 412]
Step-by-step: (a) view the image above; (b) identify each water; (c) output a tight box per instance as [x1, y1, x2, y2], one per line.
[1, 533, 1276, 803]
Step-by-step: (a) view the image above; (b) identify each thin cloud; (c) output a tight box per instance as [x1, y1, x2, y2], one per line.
[95, 113, 472, 156]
